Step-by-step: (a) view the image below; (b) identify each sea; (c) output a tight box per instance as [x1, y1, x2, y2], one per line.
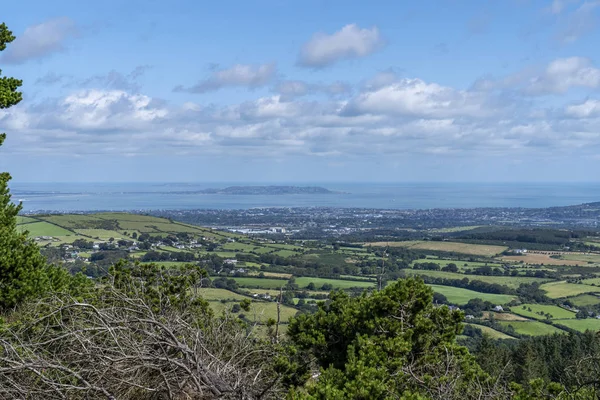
[9, 182, 600, 213]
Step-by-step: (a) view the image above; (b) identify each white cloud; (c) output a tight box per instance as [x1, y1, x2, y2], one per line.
[298, 24, 383, 68]
[40, 90, 168, 131]
[0, 17, 78, 64]
[4, 72, 600, 161]
[526, 57, 600, 94]
[174, 63, 276, 93]
[343, 78, 497, 118]
[472, 57, 600, 96]
[565, 99, 600, 117]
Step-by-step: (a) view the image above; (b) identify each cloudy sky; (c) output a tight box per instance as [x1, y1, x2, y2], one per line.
[1, 0, 600, 183]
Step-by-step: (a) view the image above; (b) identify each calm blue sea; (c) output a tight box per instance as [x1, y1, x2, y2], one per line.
[9, 182, 600, 212]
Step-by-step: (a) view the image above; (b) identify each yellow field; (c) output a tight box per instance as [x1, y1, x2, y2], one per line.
[502, 254, 585, 266]
[482, 311, 528, 321]
[367, 241, 507, 257]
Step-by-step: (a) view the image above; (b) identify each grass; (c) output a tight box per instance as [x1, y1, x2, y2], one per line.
[580, 278, 600, 285]
[274, 250, 298, 257]
[221, 242, 257, 252]
[18, 222, 74, 237]
[404, 269, 549, 289]
[482, 311, 529, 321]
[465, 324, 515, 339]
[339, 274, 376, 282]
[39, 215, 105, 229]
[16, 216, 38, 224]
[114, 221, 160, 232]
[569, 294, 600, 307]
[74, 229, 125, 239]
[540, 281, 600, 299]
[497, 321, 566, 336]
[554, 319, 600, 333]
[294, 277, 375, 290]
[232, 277, 288, 289]
[510, 304, 576, 320]
[427, 285, 515, 305]
[561, 253, 600, 264]
[367, 241, 507, 257]
[197, 288, 251, 301]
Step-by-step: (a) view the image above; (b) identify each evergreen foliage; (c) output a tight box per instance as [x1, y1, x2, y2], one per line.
[287, 278, 502, 399]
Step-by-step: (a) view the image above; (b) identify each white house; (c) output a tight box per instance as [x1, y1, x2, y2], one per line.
[493, 305, 504, 312]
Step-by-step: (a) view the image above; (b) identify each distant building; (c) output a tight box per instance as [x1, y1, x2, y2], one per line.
[513, 249, 528, 254]
[465, 315, 475, 320]
[493, 305, 504, 312]
[224, 259, 238, 265]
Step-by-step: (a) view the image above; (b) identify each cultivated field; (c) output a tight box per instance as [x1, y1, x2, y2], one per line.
[540, 281, 600, 299]
[405, 269, 549, 289]
[18, 221, 74, 237]
[510, 304, 576, 320]
[196, 288, 251, 301]
[569, 294, 600, 307]
[466, 324, 515, 339]
[232, 277, 288, 289]
[497, 321, 566, 336]
[368, 241, 507, 257]
[294, 277, 375, 289]
[482, 312, 528, 321]
[501, 254, 586, 266]
[427, 285, 515, 305]
[554, 319, 600, 333]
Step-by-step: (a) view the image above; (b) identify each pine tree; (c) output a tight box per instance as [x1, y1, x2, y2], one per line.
[0, 23, 51, 309]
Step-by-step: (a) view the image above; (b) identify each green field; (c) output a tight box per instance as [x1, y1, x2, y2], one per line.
[221, 242, 257, 252]
[411, 258, 503, 270]
[569, 294, 600, 307]
[39, 215, 106, 229]
[554, 318, 600, 333]
[581, 277, 600, 285]
[497, 321, 566, 336]
[16, 216, 37, 224]
[74, 229, 125, 239]
[339, 274, 376, 282]
[294, 277, 375, 290]
[18, 221, 74, 237]
[368, 241, 508, 257]
[540, 281, 600, 299]
[405, 269, 549, 289]
[465, 323, 515, 339]
[511, 304, 576, 320]
[232, 277, 289, 289]
[197, 288, 251, 301]
[427, 285, 515, 305]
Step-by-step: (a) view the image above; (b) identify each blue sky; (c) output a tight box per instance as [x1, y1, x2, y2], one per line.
[1, 0, 600, 182]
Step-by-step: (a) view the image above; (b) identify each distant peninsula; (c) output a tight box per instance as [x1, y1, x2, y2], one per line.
[198, 186, 342, 195]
